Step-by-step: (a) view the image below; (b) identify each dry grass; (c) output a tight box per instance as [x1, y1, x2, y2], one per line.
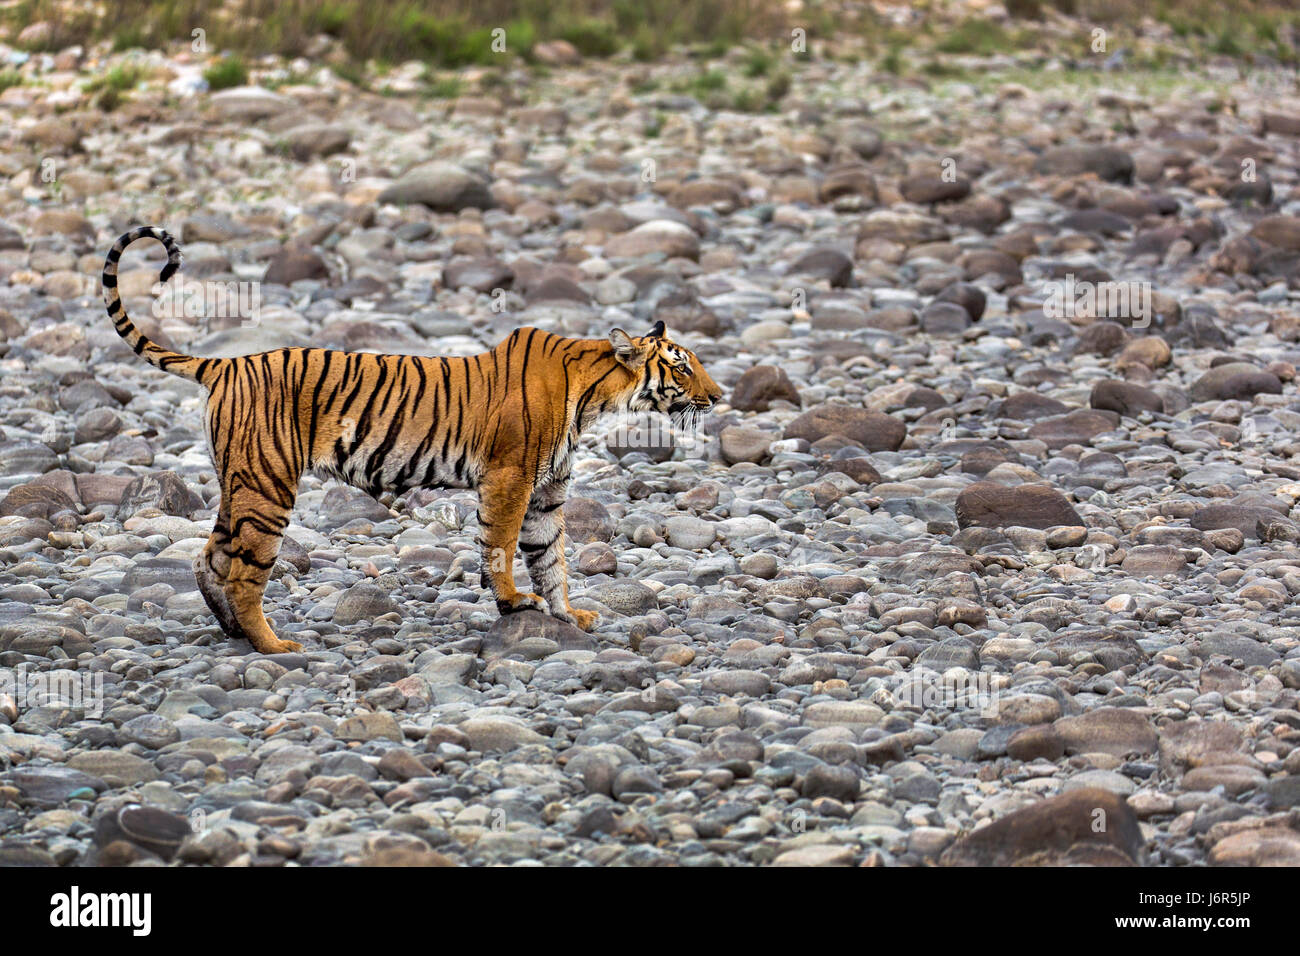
[4, 0, 788, 64]
[1, 0, 1296, 69]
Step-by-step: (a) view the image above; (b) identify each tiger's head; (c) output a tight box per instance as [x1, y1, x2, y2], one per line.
[610, 321, 722, 432]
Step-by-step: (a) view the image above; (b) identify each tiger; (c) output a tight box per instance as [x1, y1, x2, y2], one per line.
[102, 226, 722, 655]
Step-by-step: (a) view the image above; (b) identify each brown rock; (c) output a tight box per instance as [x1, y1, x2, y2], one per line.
[832, 458, 881, 485]
[956, 482, 1084, 531]
[1209, 827, 1300, 866]
[1261, 111, 1300, 136]
[900, 175, 971, 205]
[818, 163, 877, 204]
[1076, 321, 1130, 356]
[731, 365, 801, 411]
[1007, 725, 1066, 761]
[1189, 362, 1282, 402]
[443, 257, 513, 292]
[1191, 503, 1279, 539]
[32, 210, 93, 239]
[531, 40, 581, 66]
[783, 403, 905, 452]
[1158, 720, 1245, 776]
[943, 194, 1011, 233]
[1034, 145, 1135, 183]
[604, 220, 700, 261]
[960, 248, 1022, 283]
[1115, 336, 1172, 369]
[720, 425, 773, 465]
[996, 392, 1070, 420]
[940, 788, 1143, 866]
[1120, 545, 1186, 576]
[118, 472, 204, 519]
[563, 497, 614, 543]
[789, 248, 854, 287]
[1250, 215, 1300, 251]
[1027, 409, 1121, 448]
[1090, 380, 1164, 417]
[264, 247, 329, 285]
[0, 483, 78, 521]
[857, 210, 949, 245]
[377, 161, 492, 212]
[1054, 707, 1158, 757]
[1183, 764, 1266, 795]
[668, 178, 744, 213]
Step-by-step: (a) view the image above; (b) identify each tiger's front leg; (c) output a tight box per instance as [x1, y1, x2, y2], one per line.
[519, 478, 598, 632]
[476, 468, 546, 617]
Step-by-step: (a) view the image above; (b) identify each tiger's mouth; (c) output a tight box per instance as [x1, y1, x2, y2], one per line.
[668, 399, 715, 433]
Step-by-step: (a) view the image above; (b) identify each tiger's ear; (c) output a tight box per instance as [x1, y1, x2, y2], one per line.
[609, 328, 648, 369]
[647, 320, 666, 339]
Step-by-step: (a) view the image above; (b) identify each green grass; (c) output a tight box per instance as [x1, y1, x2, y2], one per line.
[557, 17, 620, 57]
[0, 70, 23, 92]
[427, 75, 464, 98]
[1209, 30, 1244, 56]
[964, 63, 1220, 99]
[631, 25, 666, 62]
[935, 19, 1014, 56]
[203, 56, 248, 90]
[921, 59, 973, 80]
[730, 87, 764, 112]
[506, 18, 536, 59]
[83, 63, 146, 108]
[687, 68, 727, 94]
[394, 12, 499, 66]
[331, 60, 368, 88]
[881, 42, 905, 76]
[111, 26, 150, 52]
[765, 70, 791, 102]
[85, 64, 145, 92]
[2, 0, 1294, 77]
[3, 0, 779, 67]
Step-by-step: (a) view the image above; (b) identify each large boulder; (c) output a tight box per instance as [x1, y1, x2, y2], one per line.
[956, 482, 1084, 530]
[378, 161, 493, 212]
[783, 403, 905, 451]
[940, 788, 1143, 866]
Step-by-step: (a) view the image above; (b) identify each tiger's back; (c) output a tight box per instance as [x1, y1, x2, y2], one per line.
[210, 329, 581, 497]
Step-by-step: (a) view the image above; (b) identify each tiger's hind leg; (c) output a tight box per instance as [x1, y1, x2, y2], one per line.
[194, 497, 246, 639]
[477, 468, 546, 617]
[520, 479, 597, 632]
[218, 486, 301, 655]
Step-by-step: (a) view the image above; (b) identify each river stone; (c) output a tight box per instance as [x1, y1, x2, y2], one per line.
[783, 404, 906, 451]
[956, 482, 1084, 530]
[940, 788, 1143, 866]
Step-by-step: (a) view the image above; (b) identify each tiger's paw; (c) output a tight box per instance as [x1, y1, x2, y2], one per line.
[497, 593, 546, 615]
[556, 606, 599, 632]
[253, 636, 303, 655]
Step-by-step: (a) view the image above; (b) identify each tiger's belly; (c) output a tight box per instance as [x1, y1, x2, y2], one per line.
[310, 413, 477, 497]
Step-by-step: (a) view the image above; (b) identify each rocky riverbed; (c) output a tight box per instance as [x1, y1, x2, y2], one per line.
[2, 33, 1300, 866]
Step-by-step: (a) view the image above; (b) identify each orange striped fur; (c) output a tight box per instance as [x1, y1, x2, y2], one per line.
[103, 227, 721, 654]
